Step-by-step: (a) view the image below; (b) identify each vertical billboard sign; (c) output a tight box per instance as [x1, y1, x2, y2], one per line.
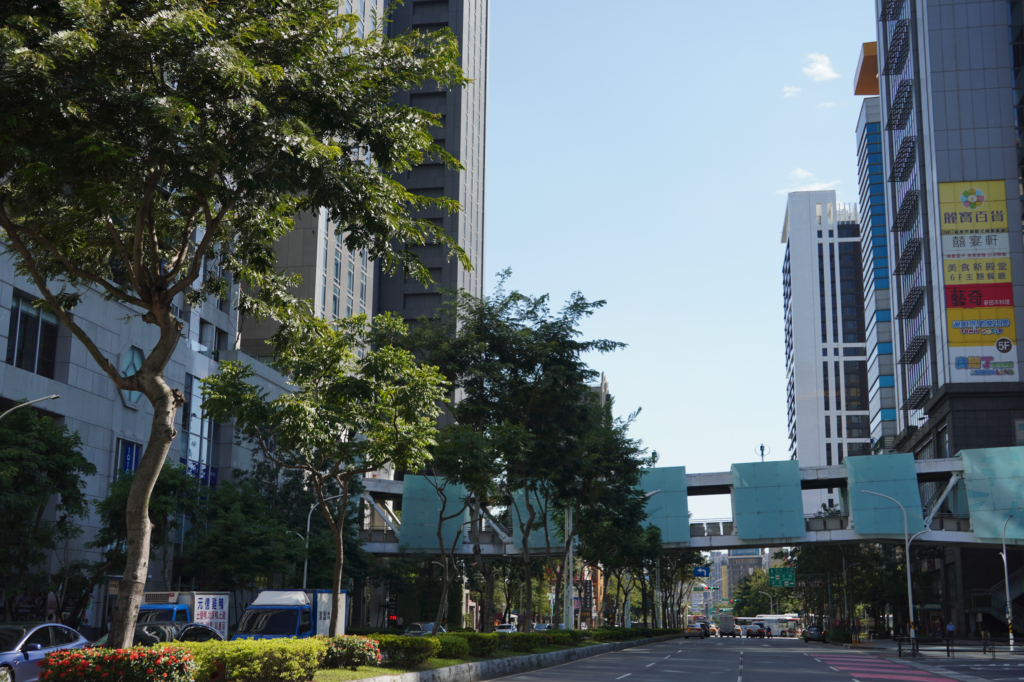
[939, 182, 1016, 380]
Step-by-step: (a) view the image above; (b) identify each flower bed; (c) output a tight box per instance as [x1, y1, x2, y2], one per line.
[40, 646, 194, 682]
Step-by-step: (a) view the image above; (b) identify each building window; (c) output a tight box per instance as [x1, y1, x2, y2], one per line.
[360, 273, 366, 304]
[822, 362, 830, 411]
[846, 415, 870, 439]
[825, 416, 831, 438]
[119, 438, 143, 474]
[816, 203, 822, 225]
[347, 263, 355, 293]
[837, 418, 843, 438]
[838, 443, 844, 464]
[937, 427, 949, 458]
[6, 293, 59, 379]
[120, 346, 145, 404]
[817, 230, 822, 238]
[334, 252, 342, 281]
[361, 250, 368, 269]
[346, 298, 353, 318]
[332, 286, 340, 318]
[826, 443, 833, 466]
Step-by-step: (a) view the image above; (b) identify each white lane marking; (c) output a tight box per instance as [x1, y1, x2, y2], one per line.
[616, 675, 632, 680]
[646, 663, 656, 668]
[830, 667, 838, 671]
[677, 650, 682, 653]
[814, 659, 821, 663]
[665, 655, 671, 659]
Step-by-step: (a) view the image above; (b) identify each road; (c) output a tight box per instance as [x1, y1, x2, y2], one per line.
[494, 635, 975, 682]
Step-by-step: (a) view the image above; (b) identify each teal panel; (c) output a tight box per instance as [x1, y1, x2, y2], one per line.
[846, 452, 924, 536]
[640, 466, 690, 544]
[511, 490, 562, 551]
[399, 475, 468, 552]
[730, 461, 805, 540]
[960, 447, 1024, 541]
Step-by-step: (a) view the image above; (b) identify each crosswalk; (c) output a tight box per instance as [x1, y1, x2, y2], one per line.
[814, 654, 957, 682]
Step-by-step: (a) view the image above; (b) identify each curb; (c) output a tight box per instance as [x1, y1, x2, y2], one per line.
[351, 635, 683, 682]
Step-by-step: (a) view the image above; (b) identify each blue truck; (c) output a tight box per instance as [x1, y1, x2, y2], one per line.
[232, 590, 346, 640]
[136, 592, 231, 639]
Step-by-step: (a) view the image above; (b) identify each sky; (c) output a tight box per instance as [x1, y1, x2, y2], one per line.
[483, 0, 878, 519]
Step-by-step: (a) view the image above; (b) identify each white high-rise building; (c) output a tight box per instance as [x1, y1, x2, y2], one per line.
[782, 191, 872, 514]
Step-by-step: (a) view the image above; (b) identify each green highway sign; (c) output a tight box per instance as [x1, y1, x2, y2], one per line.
[768, 567, 796, 587]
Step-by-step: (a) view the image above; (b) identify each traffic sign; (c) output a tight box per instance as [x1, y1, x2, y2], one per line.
[768, 567, 795, 587]
[694, 566, 710, 578]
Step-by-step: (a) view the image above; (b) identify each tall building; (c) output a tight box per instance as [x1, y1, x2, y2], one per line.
[375, 0, 489, 322]
[724, 549, 766, 600]
[871, 0, 1024, 635]
[240, 0, 384, 357]
[783, 191, 872, 513]
[854, 43, 900, 452]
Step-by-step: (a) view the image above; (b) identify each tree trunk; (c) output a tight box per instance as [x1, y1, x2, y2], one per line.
[106, 369, 184, 649]
[327, 485, 351, 637]
[469, 500, 494, 633]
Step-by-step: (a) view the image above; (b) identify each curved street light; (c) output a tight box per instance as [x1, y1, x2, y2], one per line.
[301, 495, 344, 589]
[860, 489, 928, 640]
[1001, 514, 1015, 652]
[0, 394, 60, 421]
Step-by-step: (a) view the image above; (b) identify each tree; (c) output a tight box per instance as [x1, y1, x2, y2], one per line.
[202, 313, 447, 636]
[0, 404, 95, 621]
[0, 0, 468, 646]
[396, 271, 624, 631]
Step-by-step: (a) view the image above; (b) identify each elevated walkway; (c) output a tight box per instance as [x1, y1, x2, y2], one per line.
[358, 447, 1024, 557]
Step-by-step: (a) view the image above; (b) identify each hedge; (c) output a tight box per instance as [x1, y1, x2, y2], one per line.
[346, 627, 403, 636]
[372, 634, 441, 667]
[177, 638, 326, 682]
[40, 646, 194, 682]
[322, 635, 382, 670]
[432, 634, 470, 659]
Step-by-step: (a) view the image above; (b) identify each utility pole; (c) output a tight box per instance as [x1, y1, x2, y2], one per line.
[563, 506, 573, 630]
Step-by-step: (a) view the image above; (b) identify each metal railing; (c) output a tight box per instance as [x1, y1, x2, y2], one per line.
[897, 636, 1023, 658]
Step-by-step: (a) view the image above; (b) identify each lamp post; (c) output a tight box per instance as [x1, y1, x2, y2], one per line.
[758, 590, 776, 615]
[0, 394, 60, 421]
[860, 489, 928, 640]
[302, 494, 344, 589]
[1001, 514, 1015, 652]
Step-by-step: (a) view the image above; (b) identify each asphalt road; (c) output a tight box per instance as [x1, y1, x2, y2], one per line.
[494, 636, 973, 682]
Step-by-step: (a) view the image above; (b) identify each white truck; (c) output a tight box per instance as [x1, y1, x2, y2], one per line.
[139, 592, 230, 640]
[233, 590, 344, 640]
[717, 615, 739, 637]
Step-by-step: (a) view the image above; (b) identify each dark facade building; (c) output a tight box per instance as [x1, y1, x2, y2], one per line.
[375, 0, 489, 322]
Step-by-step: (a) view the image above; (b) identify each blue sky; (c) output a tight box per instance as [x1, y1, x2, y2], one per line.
[483, 0, 878, 518]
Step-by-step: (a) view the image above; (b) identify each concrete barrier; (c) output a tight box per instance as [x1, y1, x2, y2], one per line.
[353, 635, 682, 682]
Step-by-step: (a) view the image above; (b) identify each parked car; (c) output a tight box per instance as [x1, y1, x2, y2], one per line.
[803, 625, 827, 643]
[90, 622, 224, 647]
[495, 623, 517, 633]
[533, 623, 551, 631]
[403, 622, 446, 637]
[745, 623, 765, 638]
[683, 624, 705, 639]
[0, 623, 90, 682]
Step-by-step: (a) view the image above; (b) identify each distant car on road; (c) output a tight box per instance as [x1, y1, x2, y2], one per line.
[745, 623, 765, 638]
[533, 623, 551, 631]
[403, 622, 446, 637]
[803, 625, 827, 643]
[495, 623, 517, 634]
[683, 624, 705, 639]
[90, 622, 223, 647]
[0, 623, 90, 682]
[708, 625, 718, 636]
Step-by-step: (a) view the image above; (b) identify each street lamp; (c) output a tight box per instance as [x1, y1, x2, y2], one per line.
[758, 590, 776, 615]
[302, 494, 344, 589]
[0, 394, 60, 421]
[860, 489, 929, 640]
[1000, 514, 1015, 652]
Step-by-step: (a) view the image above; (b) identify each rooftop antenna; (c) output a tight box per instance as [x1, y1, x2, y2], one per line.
[755, 444, 771, 463]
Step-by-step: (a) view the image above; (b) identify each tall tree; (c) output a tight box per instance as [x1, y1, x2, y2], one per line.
[202, 313, 447, 636]
[0, 0, 468, 646]
[0, 404, 95, 621]
[396, 270, 624, 632]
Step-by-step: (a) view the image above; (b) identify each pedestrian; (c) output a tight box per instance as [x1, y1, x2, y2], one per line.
[981, 629, 992, 654]
[946, 621, 955, 640]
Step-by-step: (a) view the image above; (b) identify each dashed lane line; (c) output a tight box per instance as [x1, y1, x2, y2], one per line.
[615, 675, 631, 680]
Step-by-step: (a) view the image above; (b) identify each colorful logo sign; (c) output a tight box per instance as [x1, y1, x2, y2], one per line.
[961, 188, 985, 209]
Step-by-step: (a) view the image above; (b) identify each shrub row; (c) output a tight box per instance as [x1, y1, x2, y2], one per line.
[589, 627, 681, 642]
[322, 636, 382, 670]
[346, 627, 403, 636]
[40, 646, 195, 682]
[433, 634, 470, 659]
[179, 638, 326, 682]
[372, 634, 441, 667]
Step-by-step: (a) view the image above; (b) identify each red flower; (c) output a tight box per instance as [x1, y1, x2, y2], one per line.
[148, 669, 154, 674]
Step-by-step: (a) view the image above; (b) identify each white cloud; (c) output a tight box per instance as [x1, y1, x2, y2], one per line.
[817, 102, 836, 109]
[782, 86, 801, 98]
[776, 169, 841, 194]
[803, 53, 840, 81]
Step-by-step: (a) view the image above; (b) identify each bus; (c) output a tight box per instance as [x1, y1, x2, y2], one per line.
[735, 615, 801, 637]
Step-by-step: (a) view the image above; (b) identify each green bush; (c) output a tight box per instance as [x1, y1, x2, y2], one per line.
[180, 638, 326, 682]
[827, 629, 853, 644]
[321, 635, 382, 670]
[432, 634, 470, 659]
[373, 634, 441, 667]
[549, 632, 574, 646]
[461, 633, 499, 657]
[40, 646, 195, 682]
[347, 627, 403, 636]
[498, 632, 549, 652]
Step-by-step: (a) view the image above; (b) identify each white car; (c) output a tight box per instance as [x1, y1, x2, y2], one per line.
[495, 623, 517, 633]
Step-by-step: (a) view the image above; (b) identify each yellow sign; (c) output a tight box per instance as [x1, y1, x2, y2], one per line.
[943, 257, 1012, 285]
[946, 306, 1016, 348]
[938, 181, 1008, 234]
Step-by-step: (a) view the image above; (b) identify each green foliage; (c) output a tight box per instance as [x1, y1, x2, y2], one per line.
[372, 635, 440, 667]
[497, 632, 551, 652]
[41, 646, 195, 682]
[345, 627, 403, 637]
[459, 633, 499, 657]
[321, 636, 382, 670]
[179, 638, 327, 682]
[827, 629, 853, 644]
[0, 405, 95, 607]
[432, 634, 469, 659]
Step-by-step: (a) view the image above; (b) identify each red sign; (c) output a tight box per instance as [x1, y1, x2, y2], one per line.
[945, 283, 1014, 309]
